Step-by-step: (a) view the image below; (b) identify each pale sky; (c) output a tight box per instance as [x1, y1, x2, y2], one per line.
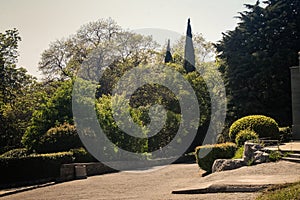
[0, 0, 257, 78]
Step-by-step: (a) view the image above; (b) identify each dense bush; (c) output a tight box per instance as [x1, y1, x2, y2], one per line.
[22, 80, 73, 152]
[36, 123, 82, 153]
[96, 94, 149, 156]
[0, 152, 73, 184]
[279, 127, 292, 142]
[235, 130, 259, 147]
[229, 115, 279, 140]
[195, 142, 237, 172]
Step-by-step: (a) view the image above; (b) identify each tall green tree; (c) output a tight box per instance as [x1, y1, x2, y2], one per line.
[183, 18, 196, 73]
[216, 0, 300, 125]
[0, 29, 37, 153]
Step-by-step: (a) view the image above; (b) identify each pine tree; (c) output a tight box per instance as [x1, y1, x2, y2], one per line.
[183, 18, 195, 72]
[164, 39, 173, 63]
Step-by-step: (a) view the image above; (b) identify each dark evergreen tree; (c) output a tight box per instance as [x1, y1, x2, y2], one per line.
[216, 0, 300, 125]
[184, 18, 195, 72]
[164, 39, 173, 63]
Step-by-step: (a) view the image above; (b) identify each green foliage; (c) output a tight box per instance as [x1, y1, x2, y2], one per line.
[171, 33, 215, 66]
[256, 181, 300, 200]
[216, 0, 300, 125]
[70, 147, 97, 163]
[0, 151, 73, 184]
[0, 148, 99, 184]
[0, 29, 37, 153]
[233, 146, 245, 159]
[0, 20, 216, 158]
[96, 94, 149, 156]
[22, 80, 73, 151]
[0, 148, 29, 158]
[216, 126, 231, 144]
[195, 142, 237, 172]
[229, 115, 279, 140]
[235, 129, 259, 146]
[269, 150, 282, 162]
[36, 123, 82, 153]
[279, 126, 292, 142]
[94, 63, 211, 156]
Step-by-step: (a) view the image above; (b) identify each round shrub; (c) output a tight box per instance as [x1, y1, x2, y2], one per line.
[235, 130, 259, 146]
[36, 123, 82, 153]
[195, 142, 237, 172]
[229, 115, 279, 140]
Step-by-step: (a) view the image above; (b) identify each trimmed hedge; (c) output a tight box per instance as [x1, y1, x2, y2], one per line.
[229, 115, 279, 140]
[195, 142, 237, 172]
[70, 147, 97, 163]
[0, 148, 29, 158]
[0, 147, 99, 184]
[0, 152, 73, 184]
[235, 130, 259, 147]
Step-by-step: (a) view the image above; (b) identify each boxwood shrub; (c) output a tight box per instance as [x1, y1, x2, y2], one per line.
[235, 130, 259, 147]
[229, 115, 279, 140]
[195, 142, 237, 172]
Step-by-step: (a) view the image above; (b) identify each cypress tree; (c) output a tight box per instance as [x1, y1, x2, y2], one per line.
[164, 39, 173, 63]
[183, 18, 195, 72]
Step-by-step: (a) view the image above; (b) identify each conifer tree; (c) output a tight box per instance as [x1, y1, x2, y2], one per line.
[164, 39, 173, 63]
[216, 0, 300, 125]
[183, 18, 195, 72]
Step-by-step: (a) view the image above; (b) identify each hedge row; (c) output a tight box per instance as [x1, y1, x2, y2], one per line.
[0, 148, 97, 184]
[195, 142, 237, 172]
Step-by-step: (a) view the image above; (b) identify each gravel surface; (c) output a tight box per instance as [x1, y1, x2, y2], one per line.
[2, 161, 300, 200]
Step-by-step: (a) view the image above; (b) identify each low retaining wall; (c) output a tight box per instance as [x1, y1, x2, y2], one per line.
[59, 162, 117, 182]
[60, 155, 195, 181]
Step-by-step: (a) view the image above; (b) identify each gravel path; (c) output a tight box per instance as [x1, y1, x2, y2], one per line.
[2, 161, 300, 200]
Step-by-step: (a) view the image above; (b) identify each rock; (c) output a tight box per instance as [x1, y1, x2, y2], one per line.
[243, 142, 263, 162]
[211, 142, 271, 173]
[212, 159, 245, 173]
[253, 151, 269, 164]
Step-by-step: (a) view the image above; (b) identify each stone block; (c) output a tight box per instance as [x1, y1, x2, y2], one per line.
[212, 159, 245, 173]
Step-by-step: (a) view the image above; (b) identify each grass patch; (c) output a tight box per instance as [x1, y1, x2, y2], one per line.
[256, 181, 300, 200]
[232, 146, 244, 159]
